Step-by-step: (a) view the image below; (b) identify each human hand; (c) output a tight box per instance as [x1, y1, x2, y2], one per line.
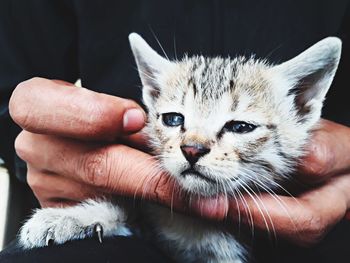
[10, 77, 178, 207]
[11, 79, 350, 247]
[189, 119, 350, 246]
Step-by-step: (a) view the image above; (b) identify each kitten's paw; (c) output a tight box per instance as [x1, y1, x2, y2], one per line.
[19, 200, 132, 249]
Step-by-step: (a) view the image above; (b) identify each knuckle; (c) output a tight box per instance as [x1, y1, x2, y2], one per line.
[90, 103, 112, 130]
[151, 173, 174, 203]
[80, 148, 112, 188]
[299, 210, 327, 246]
[26, 172, 36, 188]
[9, 78, 44, 128]
[9, 85, 30, 126]
[26, 171, 41, 192]
[305, 133, 333, 177]
[14, 131, 31, 162]
[121, 98, 138, 108]
[75, 90, 116, 138]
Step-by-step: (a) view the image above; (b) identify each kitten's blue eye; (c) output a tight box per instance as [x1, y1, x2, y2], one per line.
[224, 121, 257, 133]
[162, 113, 184, 127]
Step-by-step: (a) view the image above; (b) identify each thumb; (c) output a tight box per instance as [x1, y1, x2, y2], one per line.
[9, 77, 146, 141]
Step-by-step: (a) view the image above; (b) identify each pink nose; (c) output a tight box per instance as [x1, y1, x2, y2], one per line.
[180, 144, 210, 165]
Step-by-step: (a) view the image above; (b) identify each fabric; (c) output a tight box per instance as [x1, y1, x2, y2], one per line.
[1, 0, 349, 180]
[0, 0, 349, 262]
[0, 237, 173, 263]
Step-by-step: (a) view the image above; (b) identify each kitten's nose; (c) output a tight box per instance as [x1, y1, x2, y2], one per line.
[180, 144, 210, 165]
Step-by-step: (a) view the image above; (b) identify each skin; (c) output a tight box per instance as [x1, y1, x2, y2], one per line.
[10, 78, 350, 247]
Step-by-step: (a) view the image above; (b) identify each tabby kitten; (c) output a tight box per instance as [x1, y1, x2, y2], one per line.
[19, 33, 341, 263]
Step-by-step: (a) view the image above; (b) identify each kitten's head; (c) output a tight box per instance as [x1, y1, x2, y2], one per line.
[129, 33, 341, 196]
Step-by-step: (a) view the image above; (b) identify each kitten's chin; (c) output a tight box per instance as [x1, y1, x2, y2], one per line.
[176, 173, 225, 197]
[163, 162, 237, 196]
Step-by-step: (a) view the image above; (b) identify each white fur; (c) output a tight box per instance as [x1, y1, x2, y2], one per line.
[19, 200, 131, 249]
[130, 33, 342, 262]
[19, 34, 341, 263]
[147, 204, 246, 263]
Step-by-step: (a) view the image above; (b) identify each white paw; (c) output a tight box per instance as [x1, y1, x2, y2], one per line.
[19, 199, 132, 249]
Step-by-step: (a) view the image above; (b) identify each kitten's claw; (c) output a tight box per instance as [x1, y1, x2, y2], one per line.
[45, 228, 55, 246]
[94, 223, 103, 243]
[19, 200, 131, 249]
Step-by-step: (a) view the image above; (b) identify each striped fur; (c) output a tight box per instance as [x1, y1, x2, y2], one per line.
[18, 34, 342, 263]
[130, 33, 342, 262]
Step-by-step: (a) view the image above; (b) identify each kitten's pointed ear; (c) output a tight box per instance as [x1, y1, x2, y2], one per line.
[271, 37, 341, 124]
[129, 33, 173, 108]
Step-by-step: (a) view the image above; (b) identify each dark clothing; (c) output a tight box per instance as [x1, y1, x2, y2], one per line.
[0, 0, 349, 262]
[1, 0, 350, 179]
[0, 237, 173, 263]
[2, 221, 350, 263]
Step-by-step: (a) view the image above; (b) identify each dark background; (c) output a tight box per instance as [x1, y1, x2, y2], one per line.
[0, 0, 349, 262]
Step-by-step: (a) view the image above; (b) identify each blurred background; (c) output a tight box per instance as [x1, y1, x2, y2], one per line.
[0, 159, 9, 251]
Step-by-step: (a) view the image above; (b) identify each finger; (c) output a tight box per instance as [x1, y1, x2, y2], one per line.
[16, 131, 184, 209]
[9, 77, 146, 141]
[121, 132, 150, 151]
[190, 192, 302, 234]
[51, 79, 76, 86]
[299, 119, 350, 183]
[241, 174, 350, 245]
[190, 174, 350, 246]
[27, 166, 103, 207]
[39, 200, 79, 208]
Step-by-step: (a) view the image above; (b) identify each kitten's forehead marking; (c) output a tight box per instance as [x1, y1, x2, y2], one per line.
[158, 55, 276, 139]
[189, 56, 237, 100]
[185, 56, 272, 111]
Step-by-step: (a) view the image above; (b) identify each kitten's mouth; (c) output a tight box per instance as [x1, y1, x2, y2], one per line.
[180, 168, 216, 183]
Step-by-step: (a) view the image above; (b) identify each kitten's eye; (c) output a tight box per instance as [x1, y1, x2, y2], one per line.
[224, 121, 257, 133]
[162, 113, 184, 127]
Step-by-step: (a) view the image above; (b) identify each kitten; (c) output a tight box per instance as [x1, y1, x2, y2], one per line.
[19, 33, 341, 263]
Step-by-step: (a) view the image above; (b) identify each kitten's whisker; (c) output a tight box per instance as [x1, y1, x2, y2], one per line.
[137, 69, 158, 82]
[223, 182, 238, 217]
[235, 186, 255, 238]
[150, 28, 169, 60]
[238, 171, 302, 240]
[132, 162, 157, 201]
[255, 174, 301, 208]
[265, 43, 283, 62]
[170, 179, 177, 218]
[215, 177, 220, 213]
[236, 180, 272, 240]
[239, 167, 301, 207]
[130, 158, 168, 203]
[196, 191, 202, 216]
[221, 181, 229, 218]
[173, 34, 178, 61]
[221, 168, 300, 240]
[131, 66, 157, 81]
[231, 189, 242, 236]
[244, 175, 300, 235]
[140, 171, 160, 201]
[240, 180, 277, 242]
[222, 181, 241, 236]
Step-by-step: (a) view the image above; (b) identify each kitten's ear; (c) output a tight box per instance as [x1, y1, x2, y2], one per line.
[129, 33, 173, 108]
[271, 37, 341, 124]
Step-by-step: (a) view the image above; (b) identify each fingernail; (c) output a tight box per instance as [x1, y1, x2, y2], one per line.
[123, 108, 145, 132]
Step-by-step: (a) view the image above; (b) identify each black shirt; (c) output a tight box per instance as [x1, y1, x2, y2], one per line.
[1, 0, 349, 176]
[0, 1, 349, 262]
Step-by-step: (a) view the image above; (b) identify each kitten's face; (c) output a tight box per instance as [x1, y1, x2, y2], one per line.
[144, 57, 296, 195]
[129, 34, 341, 196]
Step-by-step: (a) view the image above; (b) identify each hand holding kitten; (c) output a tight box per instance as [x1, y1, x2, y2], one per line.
[190, 119, 350, 246]
[10, 78, 177, 207]
[11, 77, 350, 246]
